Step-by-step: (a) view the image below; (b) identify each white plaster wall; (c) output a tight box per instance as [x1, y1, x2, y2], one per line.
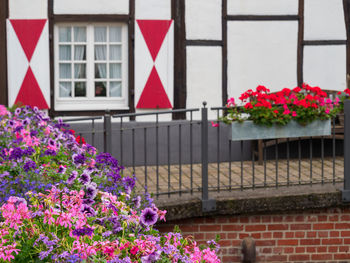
[186, 46, 222, 120]
[227, 21, 298, 102]
[135, 0, 171, 19]
[186, 0, 222, 40]
[304, 0, 346, 40]
[9, 0, 48, 18]
[227, 0, 298, 15]
[303, 46, 346, 91]
[54, 0, 129, 14]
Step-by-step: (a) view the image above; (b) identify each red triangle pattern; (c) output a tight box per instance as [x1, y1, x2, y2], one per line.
[15, 67, 49, 109]
[137, 20, 172, 61]
[136, 66, 172, 109]
[10, 19, 46, 62]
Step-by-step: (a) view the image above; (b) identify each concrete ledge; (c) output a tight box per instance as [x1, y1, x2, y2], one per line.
[157, 184, 350, 221]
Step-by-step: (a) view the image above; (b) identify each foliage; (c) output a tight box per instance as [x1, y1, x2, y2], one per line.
[0, 105, 220, 262]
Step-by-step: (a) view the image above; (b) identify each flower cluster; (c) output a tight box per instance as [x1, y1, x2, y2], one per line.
[220, 84, 341, 126]
[0, 105, 221, 262]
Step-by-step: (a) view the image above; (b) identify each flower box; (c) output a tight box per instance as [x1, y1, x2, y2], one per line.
[230, 119, 331, 141]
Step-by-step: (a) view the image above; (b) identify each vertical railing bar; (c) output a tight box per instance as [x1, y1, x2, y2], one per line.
[229, 140, 232, 191]
[310, 137, 313, 185]
[275, 139, 278, 188]
[156, 113, 159, 198]
[120, 117, 123, 166]
[179, 123, 182, 196]
[144, 127, 147, 192]
[252, 141, 255, 189]
[132, 128, 135, 175]
[217, 110, 220, 192]
[287, 138, 290, 187]
[332, 117, 336, 184]
[167, 125, 171, 198]
[190, 111, 193, 195]
[321, 136, 324, 185]
[91, 119, 95, 147]
[201, 103, 209, 203]
[263, 140, 267, 187]
[298, 138, 301, 185]
[241, 140, 243, 191]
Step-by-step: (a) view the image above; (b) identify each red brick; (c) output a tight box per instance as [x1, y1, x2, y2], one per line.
[335, 223, 350, 229]
[217, 217, 228, 224]
[255, 240, 276, 246]
[328, 246, 338, 252]
[205, 233, 218, 240]
[194, 233, 204, 240]
[312, 254, 333, 261]
[335, 254, 350, 260]
[318, 215, 328, 221]
[329, 215, 339, 221]
[295, 215, 305, 222]
[272, 216, 283, 222]
[307, 231, 317, 238]
[228, 217, 239, 223]
[341, 215, 350, 221]
[313, 223, 334, 230]
[262, 232, 272, 238]
[307, 215, 318, 222]
[251, 233, 261, 239]
[273, 247, 283, 254]
[180, 225, 198, 232]
[222, 256, 240, 262]
[218, 240, 231, 247]
[206, 218, 216, 223]
[295, 231, 305, 238]
[278, 239, 298, 246]
[199, 225, 221, 232]
[330, 231, 339, 237]
[239, 233, 249, 239]
[231, 240, 241, 246]
[284, 247, 294, 253]
[240, 216, 249, 223]
[307, 247, 317, 253]
[250, 216, 261, 223]
[344, 238, 350, 244]
[222, 225, 243, 231]
[322, 238, 343, 245]
[227, 233, 237, 239]
[261, 216, 271, 223]
[265, 255, 287, 261]
[193, 218, 205, 224]
[289, 254, 310, 261]
[291, 223, 311, 230]
[285, 232, 294, 238]
[300, 239, 321, 245]
[273, 232, 283, 238]
[295, 247, 305, 253]
[285, 216, 294, 222]
[339, 246, 349, 252]
[318, 231, 329, 238]
[268, 224, 289, 231]
[245, 225, 266, 232]
[261, 247, 272, 253]
[317, 246, 327, 253]
[341, 231, 350, 237]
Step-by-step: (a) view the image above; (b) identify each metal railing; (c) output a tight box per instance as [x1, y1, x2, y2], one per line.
[62, 101, 350, 211]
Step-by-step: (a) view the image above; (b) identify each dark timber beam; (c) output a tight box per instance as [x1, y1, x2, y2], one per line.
[297, 0, 304, 88]
[0, 0, 8, 106]
[343, 0, 350, 86]
[222, 0, 228, 106]
[172, 0, 186, 119]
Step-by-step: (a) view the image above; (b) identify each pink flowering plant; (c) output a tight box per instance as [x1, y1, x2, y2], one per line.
[220, 84, 341, 126]
[0, 105, 221, 262]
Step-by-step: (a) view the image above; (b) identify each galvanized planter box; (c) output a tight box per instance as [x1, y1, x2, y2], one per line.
[230, 120, 331, 141]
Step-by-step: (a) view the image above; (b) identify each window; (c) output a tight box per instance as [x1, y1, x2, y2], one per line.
[54, 23, 128, 111]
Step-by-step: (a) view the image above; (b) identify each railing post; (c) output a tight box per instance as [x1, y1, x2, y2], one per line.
[201, 102, 216, 212]
[343, 100, 350, 201]
[104, 109, 112, 153]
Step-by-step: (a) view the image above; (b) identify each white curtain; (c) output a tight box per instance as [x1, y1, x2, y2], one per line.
[74, 27, 86, 42]
[109, 45, 121, 60]
[59, 82, 71, 97]
[74, 45, 86, 79]
[110, 63, 121, 79]
[59, 45, 71, 60]
[59, 27, 71, 42]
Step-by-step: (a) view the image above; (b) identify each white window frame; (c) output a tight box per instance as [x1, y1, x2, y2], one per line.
[54, 23, 129, 111]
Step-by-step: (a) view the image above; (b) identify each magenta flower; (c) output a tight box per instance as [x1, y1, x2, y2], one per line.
[140, 208, 158, 226]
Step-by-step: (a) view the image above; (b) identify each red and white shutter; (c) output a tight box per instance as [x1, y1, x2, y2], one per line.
[7, 19, 50, 109]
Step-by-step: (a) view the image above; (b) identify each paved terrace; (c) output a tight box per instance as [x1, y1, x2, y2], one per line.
[123, 157, 344, 205]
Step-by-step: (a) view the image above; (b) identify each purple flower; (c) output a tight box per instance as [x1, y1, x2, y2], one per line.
[141, 250, 161, 263]
[57, 165, 66, 174]
[133, 196, 141, 209]
[82, 198, 95, 206]
[72, 227, 94, 237]
[72, 154, 86, 165]
[140, 208, 158, 226]
[67, 171, 78, 184]
[79, 173, 91, 185]
[81, 204, 96, 217]
[85, 184, 97, 199]
[23, 160, 37, 172]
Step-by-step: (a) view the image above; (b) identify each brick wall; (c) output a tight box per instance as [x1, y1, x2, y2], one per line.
[157, 208, 350, 262]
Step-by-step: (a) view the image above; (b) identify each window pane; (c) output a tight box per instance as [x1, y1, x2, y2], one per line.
[59, 82, 71, 97]
[95, 63, 107, 78]
[95, 45, 107, 60]
[74, 27, 86, 42]
[110, 45, 121, 60]
[59, 63, 71, 79]
[95, 82, 107, 97]
[59, 45, 71, 60]
[110, 81, 122, 97]
[74, 45, 86, 60]
[95, 27, 107, 42]
[75, 82, 86, 97]
[74, 64, 86, 79]
[59, 27, 71, 42]
[110, 63, 121, 79]
[109, 27, 122, 42]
